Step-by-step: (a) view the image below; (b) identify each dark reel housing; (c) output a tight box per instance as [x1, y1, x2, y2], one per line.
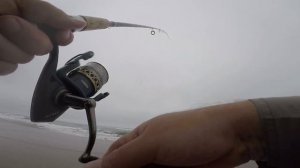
[31, 45, 109, 163]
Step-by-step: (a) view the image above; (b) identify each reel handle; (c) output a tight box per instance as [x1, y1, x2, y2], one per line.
[61, 93, 99, 163]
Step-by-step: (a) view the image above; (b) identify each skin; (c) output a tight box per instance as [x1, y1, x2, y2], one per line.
[0, 0, 86, 75]
[86, 101, 264, 168]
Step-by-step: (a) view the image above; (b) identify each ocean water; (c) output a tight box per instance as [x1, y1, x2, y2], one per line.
[0, 112, 129, 141]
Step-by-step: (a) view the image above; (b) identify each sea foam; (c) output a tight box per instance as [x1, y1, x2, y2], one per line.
[0, 112, 126, 141]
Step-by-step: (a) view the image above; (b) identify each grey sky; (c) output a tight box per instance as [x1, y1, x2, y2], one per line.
[0, 0, 300, 128]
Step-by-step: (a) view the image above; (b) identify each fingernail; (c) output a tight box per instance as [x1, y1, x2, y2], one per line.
[60, 31, 74, 46]
[61, 30, 72, 41]
[70, 16, 87, 31]
[71, 16, 86, 23]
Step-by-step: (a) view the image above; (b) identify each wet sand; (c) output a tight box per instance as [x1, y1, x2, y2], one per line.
[0, 118, 113, 168]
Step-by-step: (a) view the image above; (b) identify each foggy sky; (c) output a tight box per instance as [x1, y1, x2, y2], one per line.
[1, 0, 300, 128]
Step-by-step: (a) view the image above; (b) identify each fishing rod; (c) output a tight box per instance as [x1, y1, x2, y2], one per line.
[30, 15, 167, 165]
[72, 15, 168, 36]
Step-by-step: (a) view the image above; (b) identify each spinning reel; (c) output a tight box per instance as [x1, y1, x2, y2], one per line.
[30, 45, 109, 163]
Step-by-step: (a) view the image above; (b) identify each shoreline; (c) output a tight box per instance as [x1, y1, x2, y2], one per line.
[0, 118, 114, 168]
[0, 118, 257, 168]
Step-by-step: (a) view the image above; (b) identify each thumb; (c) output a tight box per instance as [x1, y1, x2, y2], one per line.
[1, 0, 86, 30]
[85, 159, 102, 168]
[101, 136, 156, 168]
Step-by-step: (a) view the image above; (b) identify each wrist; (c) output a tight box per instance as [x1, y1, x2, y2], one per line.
[230, 101, 265, 161]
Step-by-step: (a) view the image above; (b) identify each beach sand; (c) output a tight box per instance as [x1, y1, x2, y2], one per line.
[0, 118, 258, 168]
[0, 118, 113, 168]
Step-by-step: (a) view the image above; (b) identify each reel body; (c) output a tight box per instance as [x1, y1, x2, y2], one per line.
[31, 45, 109, 163]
